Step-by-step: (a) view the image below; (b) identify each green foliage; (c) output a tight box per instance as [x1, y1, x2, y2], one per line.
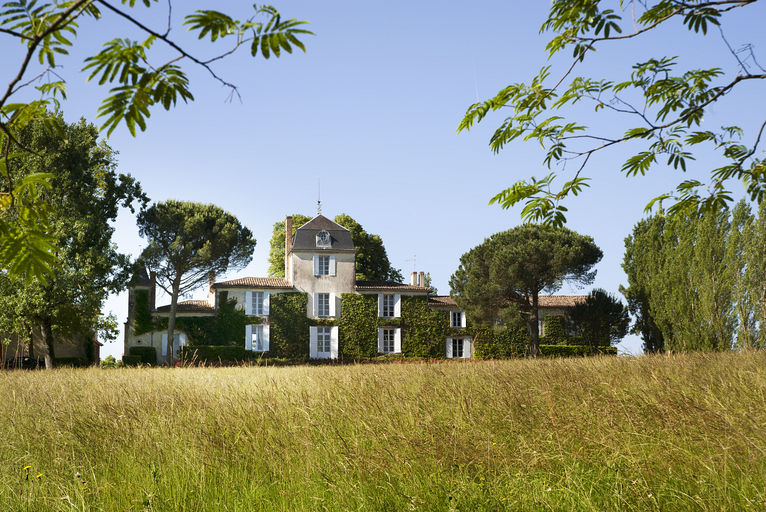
[128, 346, 157, 366]
[0, 2, 311, 281]
[55, 357, 89, 368]
[621, 202, 766, 352]
[267, 213, 403, 281]
[459, 0, 766, 225]
[175, 298, 252, 347]
[472, 327, 528, 359]
[132, 289, 155, 336]
[337, 294, 378, 360]
[268, 293, 309, 359]
[569, 289, 630, 347]
[541, 316, 569, 346]
[450, 224, 602, 357]
[121, 355, 141, 366]
[400, 296, 449, 358]
[539, 345, 617, 358]
[137, 200, 256, 363]
[101, 355, 121, 368]
[179, 345, 250, 363]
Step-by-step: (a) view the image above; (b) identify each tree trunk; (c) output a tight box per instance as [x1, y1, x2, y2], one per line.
[166, 279, 181, 366]
[41, 318, 55, 370]
[529, 292, 540, 358]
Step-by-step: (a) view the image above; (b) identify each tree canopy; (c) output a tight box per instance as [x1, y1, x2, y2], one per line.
[1, 2, 311, 281]
[569, 288, 630, 347]
[459, 0, 765, 226]
[137, 200, 256, 364]
[622, 200, 766, 352]
[0, 116, 145, 367]
[450, 224, 602, 357]
[268, 213, 403, 282]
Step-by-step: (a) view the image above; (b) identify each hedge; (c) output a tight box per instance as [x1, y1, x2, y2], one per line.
[122, 355, 142, 366]
[128, 346, 157, 366]
[54, 357, 89, 367]
[539, 345, 618, 357]
[179, 345, 252, 363]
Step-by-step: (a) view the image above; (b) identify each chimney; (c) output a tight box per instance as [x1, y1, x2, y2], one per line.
[410, 271, 418, 286]
[149, 271, 157, 310]
[419, 271, 426, 288]
[285, 216, 293, 281]
[208, 271, 215, 290]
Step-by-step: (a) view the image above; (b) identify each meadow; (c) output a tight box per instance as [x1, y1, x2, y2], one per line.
[1, 352, 764, 511]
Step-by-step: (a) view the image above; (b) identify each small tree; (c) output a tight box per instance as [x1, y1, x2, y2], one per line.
[569, 289, 629, 348]
[137, 201, 255, 364]
[450, 225, 602, 357]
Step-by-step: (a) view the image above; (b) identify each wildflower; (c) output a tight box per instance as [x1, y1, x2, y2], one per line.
[492, 442, 497, 446]
[546, 487, 552, 492]
[515, 472, 520, 477]
[36, 474, 43, 479]
[23, 466, 31, 471]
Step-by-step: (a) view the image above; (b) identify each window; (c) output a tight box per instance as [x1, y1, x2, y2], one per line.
[253, 325, 265, 351]
[317, 256, 330, 276]
[382, 294, 395, 318]
[252, 291, 264, 315]
[317, 293, 330, 317]
[317, 327, 331, 354]
[451, 311, 463, 328]
[382, 328, 395, 353]
[452, 338, 464, 358]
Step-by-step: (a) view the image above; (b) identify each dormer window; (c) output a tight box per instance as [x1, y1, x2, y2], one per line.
[316, 230, 331, 248]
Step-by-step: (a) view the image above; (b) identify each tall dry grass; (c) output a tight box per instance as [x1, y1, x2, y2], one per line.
[1, 351, 764, 511]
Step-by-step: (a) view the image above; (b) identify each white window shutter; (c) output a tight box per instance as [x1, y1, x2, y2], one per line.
[329, 255, 336, 276]
[394, 294, 401, 318]
[377, 328, 383, 353]
[313, 255, 319, 276]
[309, 327, 318, 358]
[330, 327, 339, 359]
[263, 325, 270, 352]
[463, 338, 471, 358]
[313, 293, 318, 317]
[461, 311, 466, 328]
[263, 292, 270, 315]
[377, 294, 383, 317]
[245, 291, 253, 315]
[179, 333, 187, 347]
[161, 333, 168, 357]
[394, 328, 401, 353]
[245, 325, 253, 351]
[329, 293, 336, 317]
[446, 337, 452, 358]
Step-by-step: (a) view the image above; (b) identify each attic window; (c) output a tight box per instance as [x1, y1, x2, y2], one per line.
[316, 230, 331, 248]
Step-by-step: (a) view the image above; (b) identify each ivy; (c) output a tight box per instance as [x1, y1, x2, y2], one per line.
[473, 327, 528, 359]
[269, 293, 310, 359]
[400, 296, 449, 358]
[541, 315, 569, 345]
[338, 294, 378, 359]
[133, 289, 155, 335]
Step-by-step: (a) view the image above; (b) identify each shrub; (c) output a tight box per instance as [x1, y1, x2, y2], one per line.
[128, 346, 157, 366]
[539, 345, 617, 358]
[56, 357, 89, 368]
[180, 345, 251, 363]
[540, 315, 569, 345]
[122, 355, 142, 366]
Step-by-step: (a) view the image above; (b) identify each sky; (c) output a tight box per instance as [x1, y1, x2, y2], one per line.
[3, 1, 765, 359]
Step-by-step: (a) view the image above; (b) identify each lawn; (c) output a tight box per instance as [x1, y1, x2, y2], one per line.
[1, 352, 764, 511]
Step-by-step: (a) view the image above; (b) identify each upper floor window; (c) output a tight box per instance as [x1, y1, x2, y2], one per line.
[451, 311, 465, 328]
[316, 230, 331, 248]
[252, 291, 265, 315]
[382, 294, 395, 318]
[317, 256, 330, 276]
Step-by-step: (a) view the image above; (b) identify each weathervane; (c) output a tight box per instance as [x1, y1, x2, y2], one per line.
[317, 178, 322, 216]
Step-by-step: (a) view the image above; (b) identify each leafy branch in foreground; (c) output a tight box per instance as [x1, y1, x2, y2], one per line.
[0, 1, 311, 280]
[459, 0, 765, 225]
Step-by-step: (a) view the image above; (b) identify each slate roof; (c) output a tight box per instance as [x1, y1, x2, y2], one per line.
[355, 281, 430, 292]
[155, 300, 215, 314]
[212, 277, 293, 289]
[130, 267, 152, 287]
[291, 215, 355, 252]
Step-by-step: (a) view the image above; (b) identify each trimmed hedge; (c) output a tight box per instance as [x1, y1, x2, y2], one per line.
[55, 357, 89, 367]
[540, 345, 618, 357]
[122, 355, 142, 366]
[179, 345, 251, 363]
[128, 346, 157, 366]
[473, 327, 528, 359]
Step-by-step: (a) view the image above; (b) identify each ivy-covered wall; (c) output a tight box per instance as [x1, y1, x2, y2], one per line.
[269, 293, 310, 359]
[133, 289, 155, 336]
[338, 294, 378, 359]
[472, 326, 528, 359]
[400, 295, 450, 358]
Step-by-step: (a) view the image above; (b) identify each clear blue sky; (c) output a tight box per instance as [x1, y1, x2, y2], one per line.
[4, 1, 764, 358]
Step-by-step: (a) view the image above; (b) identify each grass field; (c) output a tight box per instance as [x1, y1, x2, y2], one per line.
[1, 352, 764, 511]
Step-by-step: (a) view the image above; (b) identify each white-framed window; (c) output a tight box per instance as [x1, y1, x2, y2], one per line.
[451, 311, 465, 328]
[377, 327, 401, 354]
[317, 255, 330, 276]
[446, 337, 471, 359]
[245, 290, 270, 315]
[252, 292, 264, 315]
[377, 293, 400, 318]
[382, 294, 395, 318]
[317, 293, 330, 317]
[317, 326, 331, 354]
[382, 329, 395, 353]
[245, 324, 270, 352]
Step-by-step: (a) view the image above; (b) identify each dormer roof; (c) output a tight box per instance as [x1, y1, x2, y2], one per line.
[290, 214, 355, 252]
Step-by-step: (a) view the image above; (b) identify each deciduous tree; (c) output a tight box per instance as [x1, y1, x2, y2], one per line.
[450, 225, 602, 357]
[137, 200, 256, 364]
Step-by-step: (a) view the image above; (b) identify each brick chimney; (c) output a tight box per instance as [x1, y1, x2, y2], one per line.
[410, 271, 417, 286]
[419, 271, 426, 288]
[285, 216, 293, 281]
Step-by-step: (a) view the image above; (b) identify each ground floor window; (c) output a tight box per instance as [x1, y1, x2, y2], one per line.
[317, 326, 331, 354]
[446, 337, 471, 359]
[452, 338, 464, 358]
[382, 328, 395, 353]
